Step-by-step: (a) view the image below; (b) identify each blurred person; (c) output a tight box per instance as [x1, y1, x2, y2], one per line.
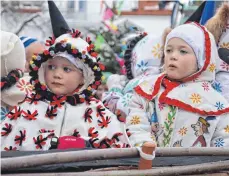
[95, 72, 112, 100]
[20, 36, 46, 72]
[1, 31, 33, 122]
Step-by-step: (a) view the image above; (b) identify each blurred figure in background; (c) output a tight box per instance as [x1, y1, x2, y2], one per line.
[95, 72, 112, 100]
[20, 36, 46, 72]
[1, 31, 32, 122]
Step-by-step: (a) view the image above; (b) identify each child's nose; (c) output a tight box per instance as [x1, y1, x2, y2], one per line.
[170, 51, 178, 61]
[53, 69, 63, 79]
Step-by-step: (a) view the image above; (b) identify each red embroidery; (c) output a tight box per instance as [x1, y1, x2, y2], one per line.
[50, 96, 66, 108]
[84, 108, 93, 123]
[96, 105, 105, 117]
[73, 129, 81, 137]
[7, 106, 22, 120]
[1, 123, 12, 136]
[4, 146, 17, 151]
[33, 134, 53, 149]
[88, 127, 98, 138]
[45, 106, 58, 119]
[39, 129, 54, 133]
[14, 130, 26, 146]
[22, 110, 38, 120]
[98, 116, 111, 128]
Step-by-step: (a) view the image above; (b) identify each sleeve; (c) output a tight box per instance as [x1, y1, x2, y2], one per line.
[211, 114, 229, 147]
[126, 91, 156, 147]
[102, 90, 124, 114]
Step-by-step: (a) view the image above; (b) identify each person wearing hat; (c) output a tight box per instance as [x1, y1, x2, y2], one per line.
[20, 36, 46, 73]
[1, 1, 130, 151]
[1, 31, 33, 122]
[205, 3, 229, 102]
[191, 116, 216, 147]
[125, 22, 229, 150]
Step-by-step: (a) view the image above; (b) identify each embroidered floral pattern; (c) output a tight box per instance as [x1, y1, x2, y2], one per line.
[215, 102, 224, 110]
[220, 62, 229, 71]
[16, 79, 34, 95]
[208, 63, 216, 73]
[214, 138, 225, 147]
[224, 125, 229, 133]
[121, 94, 133, 107]
[130, 116, 141, 125]
[190, 93, 201, 104]
[163, 106, 176, 147]
[1, 106, 9, 122]
[158, 102, 166, 111]
[213, 82, 222, 93]
[178, 127, 188, 136]
[220, 42, 229, 49]
[124, 80, 139, 93]
[202, 82, 209, 91]
[137, 60, 148, 72]
[152, 43, 162, 59]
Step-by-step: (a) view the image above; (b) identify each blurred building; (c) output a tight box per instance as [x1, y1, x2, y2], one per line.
[1, 0, 174, 40]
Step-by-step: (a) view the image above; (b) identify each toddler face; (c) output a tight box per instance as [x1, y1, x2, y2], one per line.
[44, 56, 84, 96]
[164, 37, 198, 81]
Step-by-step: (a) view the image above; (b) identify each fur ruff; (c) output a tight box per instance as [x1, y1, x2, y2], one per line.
[205, 3, 229, 43]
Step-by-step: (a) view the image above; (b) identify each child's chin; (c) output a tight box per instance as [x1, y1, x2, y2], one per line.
[167, 73, 181, 81]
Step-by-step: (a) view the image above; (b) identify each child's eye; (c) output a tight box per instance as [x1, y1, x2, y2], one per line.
[48, 65, 55, 70]
[180, 50, 188, 54]
[166, 49, 172, 53]
[63, 67, 71, 73]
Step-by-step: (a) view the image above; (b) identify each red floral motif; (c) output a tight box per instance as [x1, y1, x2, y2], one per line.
[4, 146, 17, 151]
[88, 127, 99, 138]
[158, 102, 166, 111]
[202, 82, 209, 91]
[50, 96, 66, 108]
[98, 116, 111, 128]
[1, 123, 12, 136]
[220, 61, 229, 71]
[7, 106, 22, 120]
[16, 79, 34, 95]
[14, 130, 26, 146]
[22, 110, 38, 120]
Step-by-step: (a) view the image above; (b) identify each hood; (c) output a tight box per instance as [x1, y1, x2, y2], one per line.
[28, 1, 104, 105]
[165, 22, 218, 83]
[124, 33, 163, 80]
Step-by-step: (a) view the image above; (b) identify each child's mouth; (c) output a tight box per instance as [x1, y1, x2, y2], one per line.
[168, 64, 177, 69]
[52, 82, 63, 86]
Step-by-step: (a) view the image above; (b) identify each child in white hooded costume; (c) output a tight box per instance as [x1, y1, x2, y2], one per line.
[205, 3, 229, 102]
[103, 32, 163, 123]
[126, 22, 229, 148]
[1, 1, 130, 151]
[1, 31, 33, 122]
